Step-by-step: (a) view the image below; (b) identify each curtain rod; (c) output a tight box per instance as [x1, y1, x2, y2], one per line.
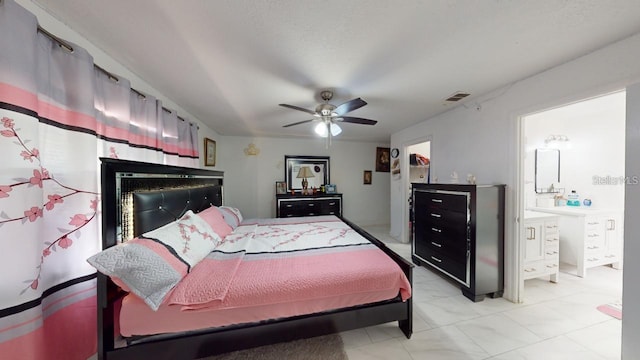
[35, 23, 195, 127]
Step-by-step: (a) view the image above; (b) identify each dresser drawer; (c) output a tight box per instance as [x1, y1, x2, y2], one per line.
[277, 196, 342, 218]
[414, 229, 467, 263]
[317, 199, 341, 215]
[416, 247, 467, 283]
[415, 191, 468, 213]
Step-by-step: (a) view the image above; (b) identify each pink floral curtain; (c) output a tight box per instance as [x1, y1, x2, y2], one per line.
[0, 1, 199, 359]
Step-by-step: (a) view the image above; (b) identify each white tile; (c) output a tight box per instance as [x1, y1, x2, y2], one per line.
[415, 294, 483, 327]
[565, 320, 622, 360]
[503, 302, 586, 339]
[401, 325, 490, 360]
[364, 322, 406, 342]
[456, 313, 542, 355]
[346, 338, 413, 360]
[340, 328, 372, 349]
[489, 335, 606, 360]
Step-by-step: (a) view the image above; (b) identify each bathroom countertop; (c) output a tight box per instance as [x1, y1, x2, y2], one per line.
[527, 206, 621, 217]
[524, 210, 561, 220]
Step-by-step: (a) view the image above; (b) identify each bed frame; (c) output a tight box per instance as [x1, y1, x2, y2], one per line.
[98, 158, 413, 360]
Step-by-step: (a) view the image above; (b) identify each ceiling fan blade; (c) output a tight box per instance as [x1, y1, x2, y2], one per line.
[338, 116, 377, 125]
[283, 119, 314, 128]
[279, 103, 317, 116]
[333, 98, 367, 115]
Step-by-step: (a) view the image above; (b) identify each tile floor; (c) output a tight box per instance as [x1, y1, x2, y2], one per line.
[344, 225, 623, 360]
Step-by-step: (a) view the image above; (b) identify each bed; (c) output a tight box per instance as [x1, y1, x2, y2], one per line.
[96, 158, 413, 360]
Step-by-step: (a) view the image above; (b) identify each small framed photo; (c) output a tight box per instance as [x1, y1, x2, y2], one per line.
[363, 170, 372, 185]
[204, 138, 216, 166]
[376, 147, 390, 172]
[276, 181, 287, 194]
[325, 184, 337, 194]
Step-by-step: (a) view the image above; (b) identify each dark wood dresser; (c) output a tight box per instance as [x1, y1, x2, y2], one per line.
[411, 183, 505, 302]
[276, 193, 342, 218]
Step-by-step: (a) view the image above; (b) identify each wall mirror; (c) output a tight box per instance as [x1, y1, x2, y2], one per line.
[285, 155, 330, 192]
[535, 148, 560, 193]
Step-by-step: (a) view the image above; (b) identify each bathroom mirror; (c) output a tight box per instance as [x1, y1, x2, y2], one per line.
[535, 148, 560, 193]
[284, 155, 330, 192]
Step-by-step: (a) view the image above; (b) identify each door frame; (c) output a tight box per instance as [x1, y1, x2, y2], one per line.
[401, 136, 432, 244]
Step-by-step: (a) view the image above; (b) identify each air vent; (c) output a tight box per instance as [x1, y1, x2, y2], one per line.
[445, 92, 470, 102]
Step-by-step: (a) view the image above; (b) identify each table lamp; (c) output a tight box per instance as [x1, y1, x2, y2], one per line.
[296, 166, 315, 194]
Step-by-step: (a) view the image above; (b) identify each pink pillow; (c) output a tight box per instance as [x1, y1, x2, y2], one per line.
[197, 206, 233, 239]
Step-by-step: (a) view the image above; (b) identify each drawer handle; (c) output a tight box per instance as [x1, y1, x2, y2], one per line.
[286, 204, 293, 207]
[308, 212, 315, 215]
[431, 199, 443, 203]
[546, 251, 558, 255]
[524, 268, 536, 272]
[430, 256, 442, 263]
[587, 234, 599, 238]
[546, 264, 558, 268]
[605, 254, 616, 258]
[328, 211, 335, 214]
[588, 257, 600, 261]
[587, 245, 599, 250]
[308, 203, 315, 207]
[588, 222, 600, 225]
[431, 227, 442, 233]
[430, 213, 441, 218]
[431, 241, 442, 248]
[329, 202, 336, 205]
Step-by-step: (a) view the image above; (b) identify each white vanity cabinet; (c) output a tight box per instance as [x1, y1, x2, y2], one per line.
[528, 207, 623, 278]
[522, 211, 560, 282]
[559, 212, 622, 277]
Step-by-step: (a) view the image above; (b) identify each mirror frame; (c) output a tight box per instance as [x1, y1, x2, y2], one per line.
[535, 148, 561, 193]
[285, 155, 330, 192]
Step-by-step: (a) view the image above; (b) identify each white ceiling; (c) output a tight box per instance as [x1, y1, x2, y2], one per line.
[32, 0, 640, 142]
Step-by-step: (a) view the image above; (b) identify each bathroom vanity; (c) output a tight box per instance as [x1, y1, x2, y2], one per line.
[528, 206, 622, 278]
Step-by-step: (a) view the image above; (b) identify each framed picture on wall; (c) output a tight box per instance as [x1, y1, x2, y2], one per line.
[363, 170, 372, 185]
[204, 138, 216, 166]
[376, 147, 390, 172]
[276, 181, 287, 194]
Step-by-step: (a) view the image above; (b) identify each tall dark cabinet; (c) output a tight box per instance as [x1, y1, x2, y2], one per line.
[411, 183, 505, 302]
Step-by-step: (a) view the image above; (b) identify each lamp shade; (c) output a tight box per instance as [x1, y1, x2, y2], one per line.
[314, 122, 328, 137]
[330, 123, 342, 136]
[296, 166, 315, 179]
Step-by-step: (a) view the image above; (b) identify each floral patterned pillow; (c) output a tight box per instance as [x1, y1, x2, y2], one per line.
[87, 210, 220, 310]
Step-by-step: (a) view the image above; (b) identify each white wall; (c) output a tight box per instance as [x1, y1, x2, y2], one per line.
[216, 136, 391, 226]
[623, 82, 640, 360]
[391, 32, 640, 309]
[524, 91, 626, 210]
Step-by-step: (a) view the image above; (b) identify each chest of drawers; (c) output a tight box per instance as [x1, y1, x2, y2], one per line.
[412, 184, 505, 302]
[276, 193, 342, 218]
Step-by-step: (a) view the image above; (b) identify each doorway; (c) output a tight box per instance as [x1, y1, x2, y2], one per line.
[403, 140, 431, 243]
[517, 90, 626, 302]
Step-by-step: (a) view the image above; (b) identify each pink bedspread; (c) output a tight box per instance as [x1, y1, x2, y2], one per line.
[119, 216, 411, 336]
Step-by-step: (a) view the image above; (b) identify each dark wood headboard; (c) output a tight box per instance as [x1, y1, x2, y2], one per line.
[100, 158, 224, 247]
[132, 186, 222, 236]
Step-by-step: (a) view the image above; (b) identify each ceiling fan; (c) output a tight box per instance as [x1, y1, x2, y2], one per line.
[279, 90, 377, 142]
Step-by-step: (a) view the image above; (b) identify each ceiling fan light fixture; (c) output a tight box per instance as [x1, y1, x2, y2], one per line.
[315, 122, 328, 137]
[330, 123, 342, 136]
